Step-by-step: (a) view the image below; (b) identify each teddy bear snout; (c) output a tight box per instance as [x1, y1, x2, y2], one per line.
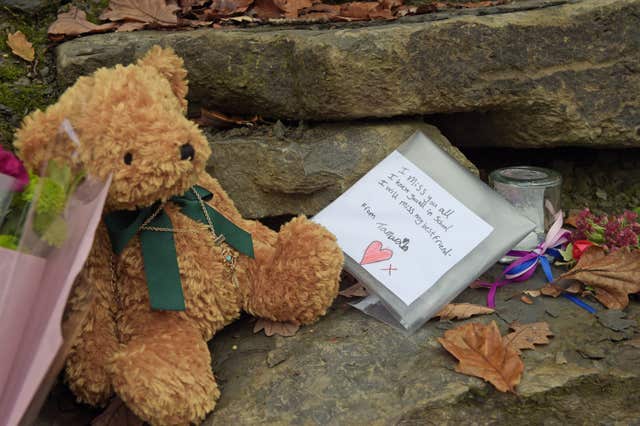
[180, 143, 195, 161]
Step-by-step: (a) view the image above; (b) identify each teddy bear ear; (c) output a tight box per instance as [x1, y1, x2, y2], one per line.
[14, 103, 78, 173]
[137, 46, 189, 112]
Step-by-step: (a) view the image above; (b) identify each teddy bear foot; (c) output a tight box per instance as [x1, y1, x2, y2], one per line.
[108, 315, 220, 425]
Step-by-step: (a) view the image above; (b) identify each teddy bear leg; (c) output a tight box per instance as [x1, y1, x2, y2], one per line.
[243, 216, 343, 325]
[108, 313, 219, 425]
[65, 297, 119, 406]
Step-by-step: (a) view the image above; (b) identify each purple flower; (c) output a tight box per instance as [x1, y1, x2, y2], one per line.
[0, 146, 29, 191]
[572, 207, 640, 251]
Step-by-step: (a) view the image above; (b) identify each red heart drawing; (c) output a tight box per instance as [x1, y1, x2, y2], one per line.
[359, 241, 393, 265]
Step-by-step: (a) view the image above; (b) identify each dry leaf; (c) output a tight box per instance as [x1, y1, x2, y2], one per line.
[560, 246, 640, 310]
[339, 282, 368, 298]
[338, 2, 391, 20]
[48, 7, 118, 39]
[520, 295, 533, 305]
[564, 282, 582, 294]
[250, 0, 283, 18]
[197, 109, 259, 128]
[435, 303, 494, 320]
[564, 209, 583, 228]
[101, 0, 181, 26]
[301, 2, 341, 17]
[523, 290, 541, 298]
[274, 0, 313, 18]
[448, 0, 506, 8]
[438, 321, 523, 393]
[116, 21, 148, 31]
[503, 321, 553, 354]
[469, 280, 485, 289]
[7, 31, 34, 62]
[395, 5, 417, 16]
[179, 0, 208, 13]
[92, 397, 142, 426]
[206, 0, 254, 17]
[540, 283, 563, 298]
[253, 318, 300, 337]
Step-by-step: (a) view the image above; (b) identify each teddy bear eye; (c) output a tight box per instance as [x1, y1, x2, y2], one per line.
[124, 152, 133, 165]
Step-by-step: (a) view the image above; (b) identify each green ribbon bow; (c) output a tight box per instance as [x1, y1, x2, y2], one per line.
[104, 185, 254, 311]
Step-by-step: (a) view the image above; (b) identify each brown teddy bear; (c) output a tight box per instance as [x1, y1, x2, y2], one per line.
[15, 46, 343, 425]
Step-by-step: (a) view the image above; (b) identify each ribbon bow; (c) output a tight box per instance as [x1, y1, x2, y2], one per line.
[104, 185, 254, 311]
[475, 210, 570, 309]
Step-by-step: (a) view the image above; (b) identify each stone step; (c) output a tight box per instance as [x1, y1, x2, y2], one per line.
[204, 266, 640, 425]
[55, 0, 640, 148]
[35, 266, 640, 425]
[206, 121, 474, 218]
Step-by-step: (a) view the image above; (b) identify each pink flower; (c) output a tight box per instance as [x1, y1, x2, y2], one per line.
[0, 146, 29, 191]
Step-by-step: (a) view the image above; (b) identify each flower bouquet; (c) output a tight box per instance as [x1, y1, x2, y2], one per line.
[0, 122, 111, 426]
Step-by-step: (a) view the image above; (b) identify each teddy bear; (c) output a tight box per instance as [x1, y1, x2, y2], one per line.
[14, 46, 344, 425]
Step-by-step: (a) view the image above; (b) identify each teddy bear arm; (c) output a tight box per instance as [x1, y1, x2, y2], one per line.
[108, 312, 219, 425]
[65, 234, 120, 406]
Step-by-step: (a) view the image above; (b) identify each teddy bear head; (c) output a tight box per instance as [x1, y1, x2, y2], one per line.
[15, 46, 211, 211]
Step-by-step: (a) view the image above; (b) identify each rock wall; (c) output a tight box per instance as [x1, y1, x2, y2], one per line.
[207, 121, 475, 218]
[55, 0, 640, 148]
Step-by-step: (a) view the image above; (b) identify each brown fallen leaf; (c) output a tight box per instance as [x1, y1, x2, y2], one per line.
[564, 209, 583, 228]
[253, 318, 300, 337]
[274, 0, 313, 18]
[92, 397, 142, 426]
[7, 31, 34, 62]
[339, 282, 368, 298]
[540, 283, 563, 298]
[197, 109, 260, 129]
[338, 1, 393, 20]
[564, 281, 582, 294]
[439, 321, 523, 393]
[523, 290, 541, 298]
[503, 321, 553, 354]
[48, 7, 118, 39]
[101, 0, 181, 26]
[560, 246, 640, 310]
[395, 4, 417, 16]
[448, 0, 506, 8]
[116, 21, 148, 32]
[301, 2, 341, 16]
[435, 303, 494, 320]
[469, 280, 485, 289]
[520, 295, 533, 305]
[179, 0, 208, 13]
[250, 0, 283, 18]
[205, 0, 254, 18]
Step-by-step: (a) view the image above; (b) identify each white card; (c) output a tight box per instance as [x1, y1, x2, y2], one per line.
[314, 150, 493, 306]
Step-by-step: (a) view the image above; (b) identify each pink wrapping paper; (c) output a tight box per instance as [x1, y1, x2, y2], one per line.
[0, 175, 111, 426]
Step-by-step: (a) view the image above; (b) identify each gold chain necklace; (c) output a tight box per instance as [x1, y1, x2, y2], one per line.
[107, 189, 240, 330]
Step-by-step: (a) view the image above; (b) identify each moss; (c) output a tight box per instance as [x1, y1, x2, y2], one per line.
[0, 82, 50, 115]
[0, 62, 26, 81]
[0, 83, 52, 149]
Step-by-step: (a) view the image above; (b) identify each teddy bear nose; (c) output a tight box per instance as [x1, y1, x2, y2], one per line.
[180, 143, 195, 161]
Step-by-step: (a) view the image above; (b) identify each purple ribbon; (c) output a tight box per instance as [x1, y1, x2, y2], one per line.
[475, 210, 571, 308]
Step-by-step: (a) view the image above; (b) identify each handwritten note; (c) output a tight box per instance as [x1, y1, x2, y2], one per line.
[314, 150, 493, 305]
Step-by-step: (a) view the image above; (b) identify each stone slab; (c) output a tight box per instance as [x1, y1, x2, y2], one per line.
[206, 121, 475, 218]
[55, 0, 640, 148]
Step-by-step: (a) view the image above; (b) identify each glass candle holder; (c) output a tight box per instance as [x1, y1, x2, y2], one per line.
[489, 166, 562, 252]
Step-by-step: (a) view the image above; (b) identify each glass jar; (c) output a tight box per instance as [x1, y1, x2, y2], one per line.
[489, 166, 562, 252]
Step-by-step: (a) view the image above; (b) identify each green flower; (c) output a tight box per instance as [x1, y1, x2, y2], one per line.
[0, 234, 18, 250]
